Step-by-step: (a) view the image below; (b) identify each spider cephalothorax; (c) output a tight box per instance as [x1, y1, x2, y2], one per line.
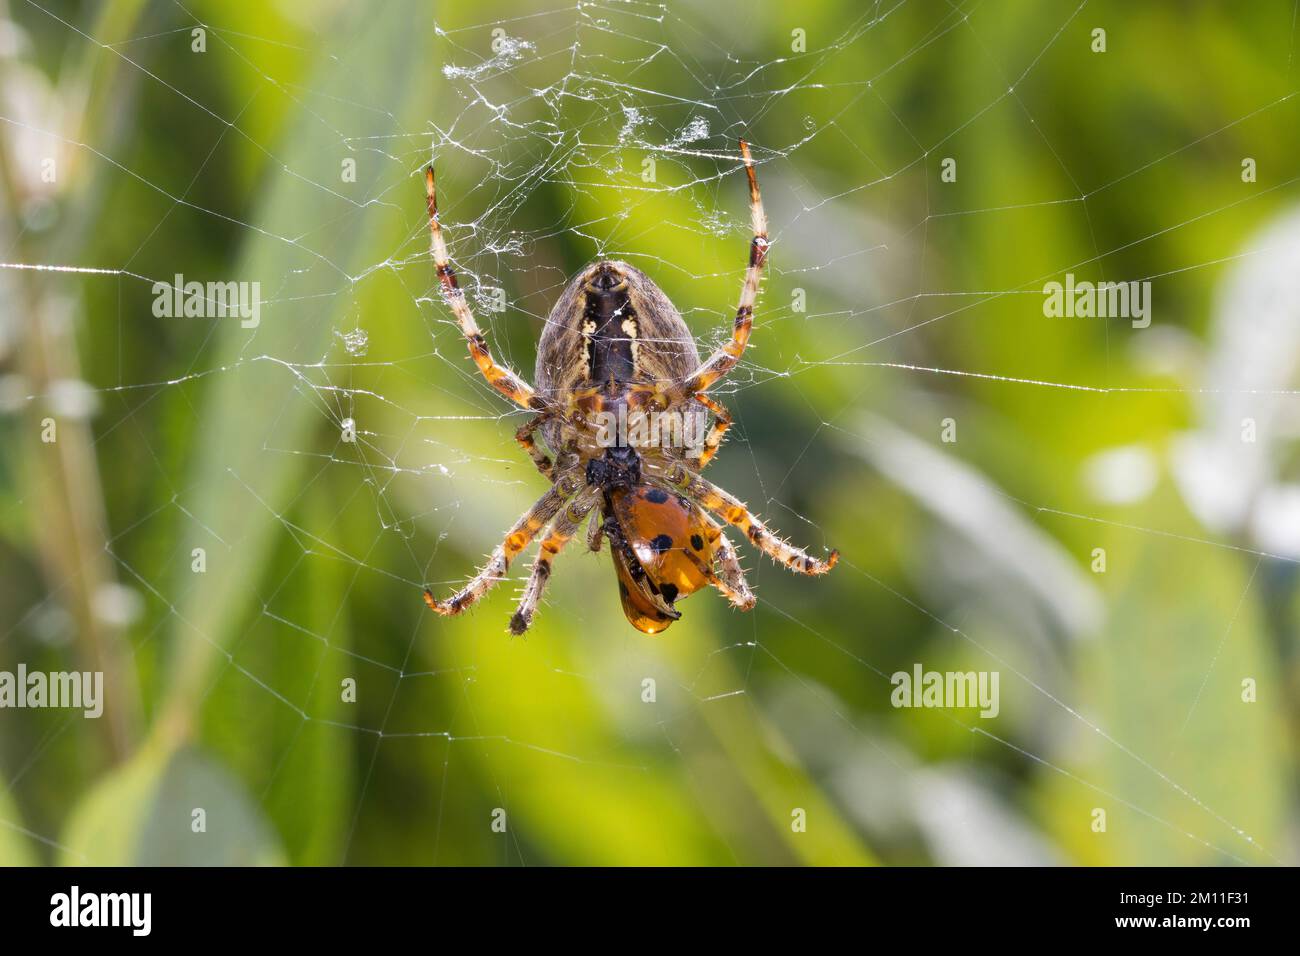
[421, 141, 838, 635]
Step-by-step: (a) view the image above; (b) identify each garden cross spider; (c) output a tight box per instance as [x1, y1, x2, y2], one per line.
[422, 140, 838, 635]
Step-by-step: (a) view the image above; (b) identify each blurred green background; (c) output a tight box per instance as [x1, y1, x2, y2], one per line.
[1, 0, 1297, 866]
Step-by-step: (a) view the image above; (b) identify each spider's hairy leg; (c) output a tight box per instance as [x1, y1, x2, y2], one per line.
[515, 412, 555, 479]
[425, 166, 541, 411]
[654, 463, 838, 576]
[585, 508, 604, 552]
[678, 140, 767, 398]
[693, 392, 733, 468]
[423, 471, 583, 616]
[711, 530, 756, 610]
[509, 488, 600, 636]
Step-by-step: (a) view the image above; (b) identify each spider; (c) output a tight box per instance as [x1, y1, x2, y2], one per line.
[421, 140, 838, 635]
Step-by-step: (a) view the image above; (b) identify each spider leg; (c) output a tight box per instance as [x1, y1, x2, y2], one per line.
[509, 488, 600, 635]
[693, 392, 733, 468]
[651, 464, 837, 576]
[585, 508, 604, 552]
[423, 471, 583, 616]
[515, 412, 555, 479]
[711, 530, 756, 609]
[677, 140, 767, 397]
[425, 166, 541, 411]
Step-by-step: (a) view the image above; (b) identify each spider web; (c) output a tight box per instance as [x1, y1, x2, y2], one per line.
[1, 0, 1297, 865]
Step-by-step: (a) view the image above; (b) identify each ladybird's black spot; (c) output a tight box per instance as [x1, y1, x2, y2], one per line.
[660, 583, 679, 604]
[649, 534, 674, 554]
[690, 534, 705, 551]
[654, 610, 669, 621]
[645, 488, 669, 504]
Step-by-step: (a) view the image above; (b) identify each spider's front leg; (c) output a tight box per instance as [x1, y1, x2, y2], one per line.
[509, 487, 600, 635]
[653, 463, 838, 576]
[425, 166, 542, 411]
[424, 470, 583, 616]
[676, 140, 767, 399]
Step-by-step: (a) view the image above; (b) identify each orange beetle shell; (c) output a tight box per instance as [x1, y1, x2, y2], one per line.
[608, 485, 720, 634]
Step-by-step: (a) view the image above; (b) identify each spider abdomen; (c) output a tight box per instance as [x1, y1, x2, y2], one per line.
[537, 260, 699, 397]
[537, 260, 705, 467]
